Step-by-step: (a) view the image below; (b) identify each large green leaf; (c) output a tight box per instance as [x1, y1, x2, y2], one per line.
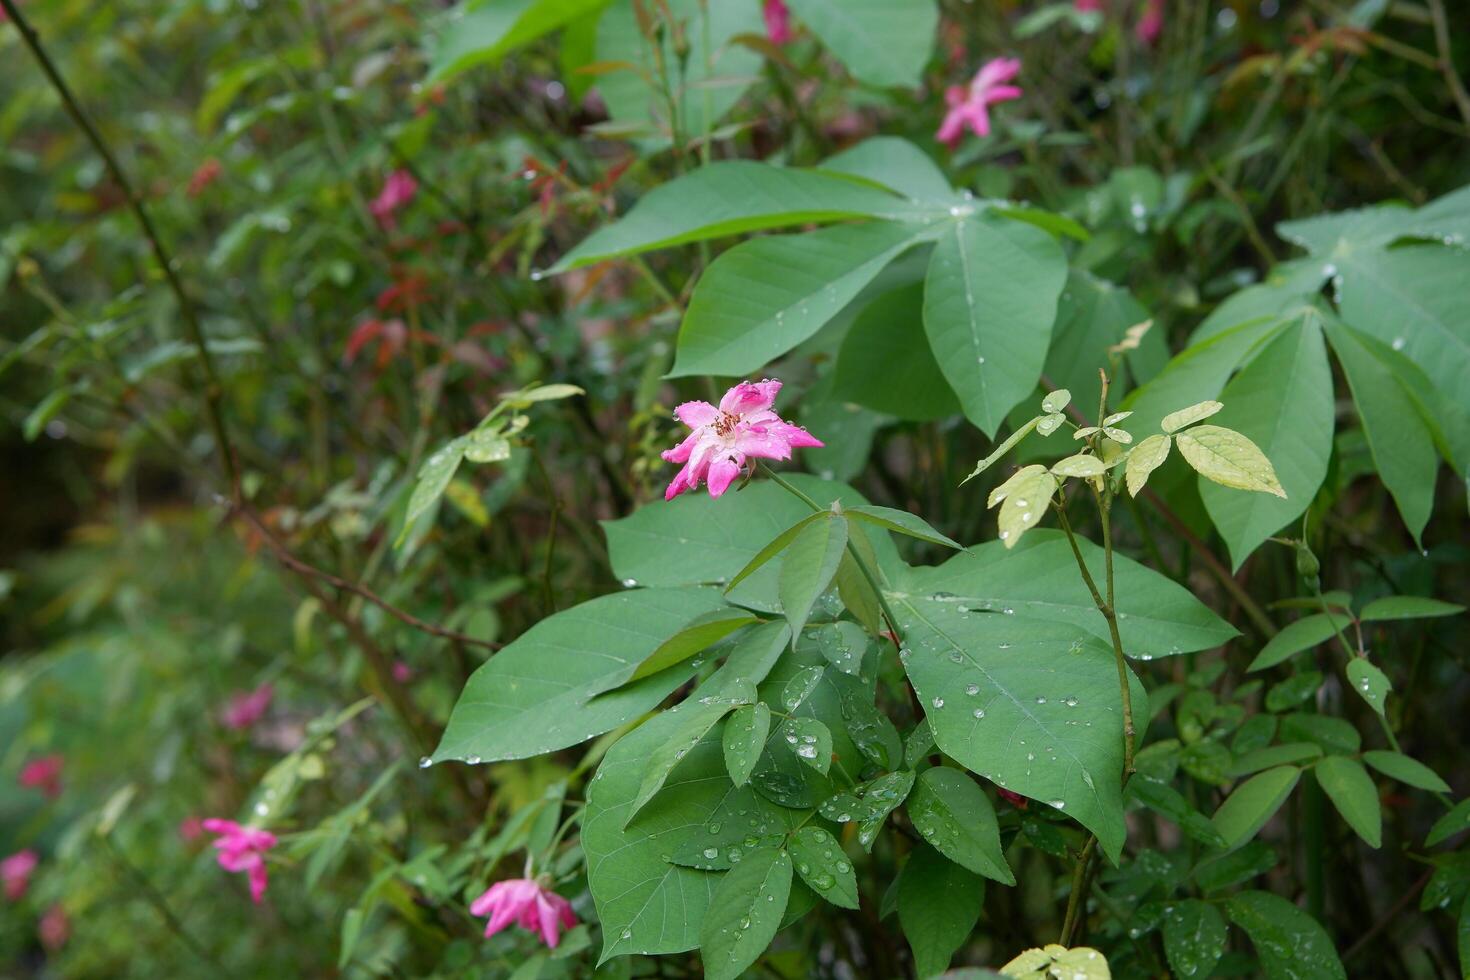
[891, 530, 1237, 658]
[907, 766, 1014, 884]
[923, 213, 1068, 435]
[785, 0, 938, 89]
[583, 707, 805, 962]
[821, 137, 955, 202]
[778, 514, 848, 642]
[700, 846, 793, 980]
[835, 283, 962, 421]
[1224, 890, 1346, 980]
[592, 0, 761, 146]
[428, 0, 609, 82]
[897, 844, 985, 978]
[431, 587, 729, 762]
[1325, 319, 1442, 541]
[1198, 314, 1333, 569]
[1332, 244, 1470, 469]
[602, 477, 900, 613]
[627, 680, 757, 824]
[672, 220, 929, 377]
[890, 597, 1143, 862]
[1210, 765, 1300, 852]
[553, 163, 921, 271]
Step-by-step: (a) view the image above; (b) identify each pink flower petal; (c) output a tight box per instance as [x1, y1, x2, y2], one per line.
[674, 400, 719, 428]
[706, 456, 743, 498]
[718, 379, 781, 415]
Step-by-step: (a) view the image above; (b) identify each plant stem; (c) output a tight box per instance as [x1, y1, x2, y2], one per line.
[1, 0, 239, 492]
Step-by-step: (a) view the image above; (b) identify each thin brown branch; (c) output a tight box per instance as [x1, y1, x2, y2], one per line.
[1427, 0, 1470, 129]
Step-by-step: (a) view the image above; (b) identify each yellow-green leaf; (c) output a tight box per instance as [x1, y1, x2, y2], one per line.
[997, 470, 1057, 549]
[1126, 434, 1171, 497]
[1161, 400, 1224, 433]
[1051, 453, 1107, 478]
[1175, 425, 1286, 497]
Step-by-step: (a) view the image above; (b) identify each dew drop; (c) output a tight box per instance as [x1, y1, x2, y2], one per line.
[931, 697, 945, 708]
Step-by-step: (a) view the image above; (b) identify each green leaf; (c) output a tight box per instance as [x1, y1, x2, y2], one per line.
[1324, 319, 1442, 541]
[1129, 777, 1228, 847]
[893, 530, 1237, 658]
[1225, 890, 1346, 980]
[1344, 658, 1391, 717]
[1315, 755, 1382, 848]
[584, 707, 804, 962]
[835, 283, 963, 421]
[1248, 612, 1352, 671]
[723, 702, 772, 787]
[699, 847, 793, 980]
[726, 513, 825, 593]
[672, 220, 928, 377]
[23, 388, 71, 442]
[1362, 750, 1450, 794]
[897, 844, 985, 978]
[428, 0, 610, 82]
[399, 437, 467, 542]
[907, 766, 1014, 884]
[891, 598, 1142, 862]
[780, 716, 833, 774]
[1177, 424, 1287, 499]
[432, 587, 729, 762]
[996, 468, 1057, 549]
[788, 826, 859, 909]
[603, 477, 899, 613]
[1459, 893, 1470, 980]
[785, 0, 938, 88]
[1333, 243, 1470, 472]
[1198, 320, 1332, 567]
[923, 213, 1068, 435]
[628, 608, 761, 683]
[553, 163, 917, 271]
[505, 382, 586, 404]
[1211, 766, 1301, 851]
[1125, 434, 1171, 497]
[821, 137, 954, 202]
[1428, 799, 1470, 847]
[781, 665, 827, 711]
[779, 514, 849, 642]
[628, 680, 757, 824]
[1265, 671, 1323, 712]
[1358, 595, 1464, 622]
[1162, 899, 1228, 980]
[847, 505, 963, 550]
[1228, 743, 1322, 778]
[1279, 713, 1360, 755]
[961, 417, 1042, 483]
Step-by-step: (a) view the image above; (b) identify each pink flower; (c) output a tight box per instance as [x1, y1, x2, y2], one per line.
[392, 660, 415, 683]
[936, 57, 1023, 148]
[1135, 0, 1163, 43]
[1074, 0, 1104, 11]
[219, 683, 273, 730]
[471, 877, 577, 948]
[19, 755, 63, 798]
[763, 0, 792, 45]
[661, 379, 823, 501]
[39, 904, 69, 951]
[202, 819, 277, 904]
[2, 850, 38, 901]
[370, 169, 418, 228]
[179, 816, 205, 842]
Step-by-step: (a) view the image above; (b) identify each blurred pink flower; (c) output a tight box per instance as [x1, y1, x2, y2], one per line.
[371, 169, 418, 228]
[1074, 0, 1104, 11]
[202, 819, 277, 904]
[39, 904, 69, 951]
[471, 877, 577, 948]
[179, 816, 205, 842]
[662, 379, 823, 501]
[2, 850, 38, 901]
[763, 0, 792, 45]
[392, 660, 415, 683]
[1135, 0, 1163, 43]
[220, 683, 273, 730]
[936, 57, 1023, 147]
[19, 755, 63, 798]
